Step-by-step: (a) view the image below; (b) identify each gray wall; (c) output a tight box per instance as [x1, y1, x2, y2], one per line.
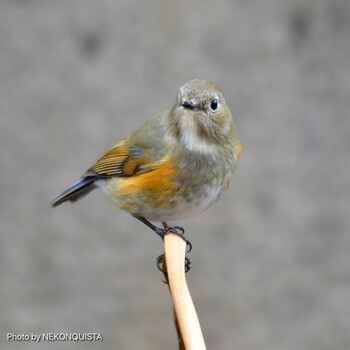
[1, 0, 349, 349]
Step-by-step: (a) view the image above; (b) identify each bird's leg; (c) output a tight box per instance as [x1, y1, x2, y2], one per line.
[133, 215, 192, 273]
[133, 215, 192, 252]
[132, 215, 164, 236]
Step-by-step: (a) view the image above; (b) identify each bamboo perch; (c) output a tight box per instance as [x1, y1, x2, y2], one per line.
[163, 233, 206, 350]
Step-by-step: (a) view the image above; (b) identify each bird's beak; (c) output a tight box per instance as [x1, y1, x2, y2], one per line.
[182, 100, 196, 110]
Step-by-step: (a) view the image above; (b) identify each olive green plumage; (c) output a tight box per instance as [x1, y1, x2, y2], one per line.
[52, 79, 242, 223]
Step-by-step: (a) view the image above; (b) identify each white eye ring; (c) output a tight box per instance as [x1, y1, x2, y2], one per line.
[210, 98, 219, 111]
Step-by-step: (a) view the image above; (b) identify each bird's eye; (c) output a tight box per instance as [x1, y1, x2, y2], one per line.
[210, 99, 219, 111]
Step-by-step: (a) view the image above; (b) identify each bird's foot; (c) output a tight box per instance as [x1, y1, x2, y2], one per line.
[157, 254, 192, 276]
[155, 225, 192, 253]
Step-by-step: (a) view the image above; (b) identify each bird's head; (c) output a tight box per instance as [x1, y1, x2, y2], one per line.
[169, 79, 235, 153]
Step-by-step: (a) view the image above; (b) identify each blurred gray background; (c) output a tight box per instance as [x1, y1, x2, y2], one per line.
[1, 0, 349, 349]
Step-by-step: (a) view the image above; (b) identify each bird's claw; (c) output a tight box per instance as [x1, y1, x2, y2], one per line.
[156, 254, 192, 280]
[155, 226, 192, 253]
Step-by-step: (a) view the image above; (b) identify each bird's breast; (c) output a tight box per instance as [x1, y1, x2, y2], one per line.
[98, 151, 230, 221]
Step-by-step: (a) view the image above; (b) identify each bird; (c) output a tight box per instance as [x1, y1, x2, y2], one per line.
[52, 79, 242, 242]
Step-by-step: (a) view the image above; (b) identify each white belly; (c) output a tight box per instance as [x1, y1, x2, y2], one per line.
[167, 185, 222, 221]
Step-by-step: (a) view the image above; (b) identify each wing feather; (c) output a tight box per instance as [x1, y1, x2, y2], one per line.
[85, 140, 154, 177]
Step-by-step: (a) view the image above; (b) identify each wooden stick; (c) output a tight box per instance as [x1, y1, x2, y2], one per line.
[161, 255, 185, 350]
[163, 233, 206, 350]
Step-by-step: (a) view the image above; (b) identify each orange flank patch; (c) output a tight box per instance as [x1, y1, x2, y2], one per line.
[238, 143, 243, 159]
[117, 156, 179, 197]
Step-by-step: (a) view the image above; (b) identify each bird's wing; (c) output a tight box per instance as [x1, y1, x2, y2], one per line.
[84, 140, 159, 178]
[84, 112, 170, 178]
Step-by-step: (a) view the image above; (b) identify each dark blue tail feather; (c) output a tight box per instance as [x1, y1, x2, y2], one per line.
[51, 178, 97, 207]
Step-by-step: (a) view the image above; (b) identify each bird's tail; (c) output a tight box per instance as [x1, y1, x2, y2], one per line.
[51, 177, 97, 207]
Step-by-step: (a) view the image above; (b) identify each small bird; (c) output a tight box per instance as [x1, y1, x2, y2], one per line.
[52, 79, 242, 241]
